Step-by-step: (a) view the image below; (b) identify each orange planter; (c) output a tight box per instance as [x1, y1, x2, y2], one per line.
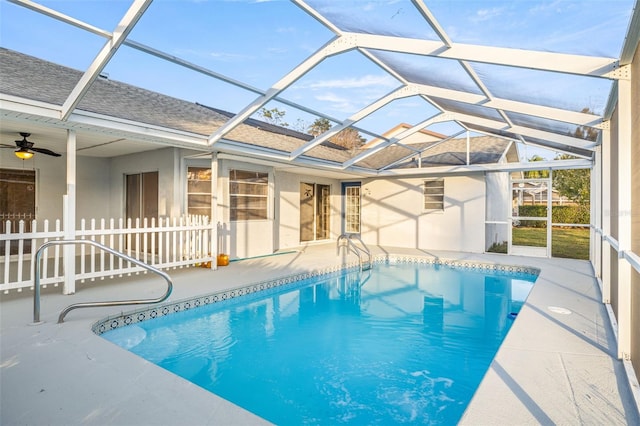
[217, 253, 229, 266]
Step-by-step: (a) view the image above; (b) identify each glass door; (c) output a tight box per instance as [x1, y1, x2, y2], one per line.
[342, 182, 361, 234]
[300, 182, 331, 242]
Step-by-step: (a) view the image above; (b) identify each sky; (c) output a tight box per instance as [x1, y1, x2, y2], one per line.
[0, 0, 635, 160]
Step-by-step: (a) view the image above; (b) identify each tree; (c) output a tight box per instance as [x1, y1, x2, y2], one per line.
[330, 128, 366, 152]
[258, 107, 288, 127]
[523, 155, 549, 178]
[308, 118, 331, 136]
[550, 109, 596, 205]
[553, 154, 590, 205]
[308, 118, 365, 152]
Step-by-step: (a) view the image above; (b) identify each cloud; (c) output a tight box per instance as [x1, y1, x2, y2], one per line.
[296, 74, 397, 90]
[470, 7, 505, 23]
[315, 92, 358, 113]
[208, 51, 253, 62]
[528, 0, 574, 15]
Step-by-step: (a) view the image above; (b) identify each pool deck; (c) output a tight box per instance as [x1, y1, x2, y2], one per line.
[1, 244, 639, 425]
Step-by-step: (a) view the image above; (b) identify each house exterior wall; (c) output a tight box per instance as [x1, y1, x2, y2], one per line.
[360, 175, 485, 253]
[4, 148, 488, 259]
[217, 159, 275, 259]
[108, 147, 181, 220]
[1, 152, 111, 226]
[274, 170, 342, 251]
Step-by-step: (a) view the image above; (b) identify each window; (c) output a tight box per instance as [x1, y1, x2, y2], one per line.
[0, 168, 36, 254]
[187, 167, 211, 218]
[230, 169, 268, 221]
[423, 179, 444, 210]
[344, 184, 361, 234]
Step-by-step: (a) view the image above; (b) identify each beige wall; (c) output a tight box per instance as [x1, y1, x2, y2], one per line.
[108, 147, 181, 220]
[1, 150, 111, 226]
[361, 175, 486, 253]
[217, 159, 275, 259]
[275, 170, 342, 251]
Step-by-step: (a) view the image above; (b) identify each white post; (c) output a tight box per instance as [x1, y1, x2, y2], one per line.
[601, 125, 611, 304]
[546, 172, 552, 258]
[210, 152, 218, 270]
[616, 79, 632, 361]
[591, 145, 601, 278]
[63, 130, 76, 294]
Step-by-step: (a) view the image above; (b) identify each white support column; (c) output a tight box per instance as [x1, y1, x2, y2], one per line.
[63, 130, 76, 294]
[547, 172, 552, 258]
[210, 152, 218, 271]
[591, 145, 602, 278]
[601, 125, 611, 304]
[616, 79, 632, 360]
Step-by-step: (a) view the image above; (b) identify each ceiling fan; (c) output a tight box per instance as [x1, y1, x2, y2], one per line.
[1, 132, 62, 159]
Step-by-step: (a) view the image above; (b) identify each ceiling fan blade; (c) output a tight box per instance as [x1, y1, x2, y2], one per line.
[31, 147, 62, 157]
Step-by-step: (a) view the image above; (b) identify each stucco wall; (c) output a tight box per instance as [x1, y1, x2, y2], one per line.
[1, 152, 111, 226]
[217, 159, 275, 259]
[108, 147, 180, 220]
[275, 170, 341, 251]
[361, 175, 485, 253]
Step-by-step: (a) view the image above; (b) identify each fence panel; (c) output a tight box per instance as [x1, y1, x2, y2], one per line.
[0, 216, 213, 293]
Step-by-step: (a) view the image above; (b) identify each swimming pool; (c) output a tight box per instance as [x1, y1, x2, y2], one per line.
[101, 260, 537, 425]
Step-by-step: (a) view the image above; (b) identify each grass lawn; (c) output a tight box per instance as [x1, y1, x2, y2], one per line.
[510, 226, 590, 260]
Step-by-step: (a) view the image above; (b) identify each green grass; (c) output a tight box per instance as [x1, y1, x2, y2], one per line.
[510, 226, 590, 260]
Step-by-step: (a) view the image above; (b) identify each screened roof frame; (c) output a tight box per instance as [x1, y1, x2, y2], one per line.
[5, 0, 629, 175]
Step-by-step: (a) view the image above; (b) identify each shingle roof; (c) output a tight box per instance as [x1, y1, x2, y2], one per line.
[0, 47, 515, 171]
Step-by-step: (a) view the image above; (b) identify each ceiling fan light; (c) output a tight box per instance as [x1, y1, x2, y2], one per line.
[15, 148, 34, 160]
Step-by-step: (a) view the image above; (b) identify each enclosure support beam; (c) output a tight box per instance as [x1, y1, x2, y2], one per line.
[60, 0, 152, 121]
[601, 125, 612, 304]
[616, 79, 632, 361]
[591, 145, 602, 279]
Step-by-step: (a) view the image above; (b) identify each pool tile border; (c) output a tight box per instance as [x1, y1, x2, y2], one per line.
[92, 255, 539, 335]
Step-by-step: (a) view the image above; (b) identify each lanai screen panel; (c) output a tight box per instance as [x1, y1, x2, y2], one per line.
[425, 0, 634, 57]
[305, 0, 442, 40]
[0, 0, 635, 172]
[367, 50, 486, 95]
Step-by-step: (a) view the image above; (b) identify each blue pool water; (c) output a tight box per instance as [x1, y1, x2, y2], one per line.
[102, 262, 537, 425]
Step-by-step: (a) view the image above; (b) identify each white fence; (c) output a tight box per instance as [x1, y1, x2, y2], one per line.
[1, 216, 214, 293]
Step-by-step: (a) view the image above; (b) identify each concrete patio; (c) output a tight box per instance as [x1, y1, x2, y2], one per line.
[1, 245, 639, 425]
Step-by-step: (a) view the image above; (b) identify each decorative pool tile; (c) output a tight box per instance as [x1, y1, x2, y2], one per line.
[92, 254, 539, 335]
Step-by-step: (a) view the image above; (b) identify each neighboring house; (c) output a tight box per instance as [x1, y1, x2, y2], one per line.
[0, 48, 517, 292]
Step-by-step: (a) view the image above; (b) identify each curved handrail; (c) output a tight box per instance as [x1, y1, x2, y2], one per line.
[33, 239, 173, 324]
[348, 234, 372, 270]
[336, 233, 372, 272]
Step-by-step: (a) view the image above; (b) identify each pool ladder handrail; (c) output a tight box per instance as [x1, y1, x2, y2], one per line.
[33, 239, 173, 324]
[337, 233, 372, 272]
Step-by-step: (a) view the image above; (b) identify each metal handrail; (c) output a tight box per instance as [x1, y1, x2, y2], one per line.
[33, 239, 173, 324]
[348, 234, 372, 271]
[337, 233, 372, 272]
